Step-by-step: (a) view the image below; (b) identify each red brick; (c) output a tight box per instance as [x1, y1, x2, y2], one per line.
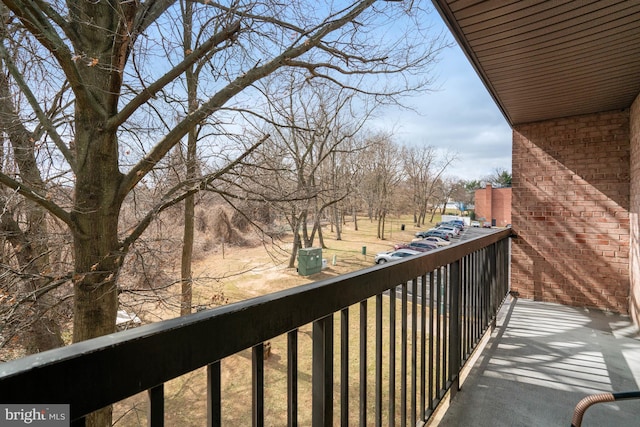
[474, 184, 511, 227]
[513, 109, 630, 314]
[631, 93, 640, 325]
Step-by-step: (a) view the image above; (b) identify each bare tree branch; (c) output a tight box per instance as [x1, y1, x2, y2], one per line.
[0, 43, 76, 170]
[109, 20, 241, 130]
[0, 172, 72, 227]
[120, 134, 268, 251]
[119, 0, 378, 199]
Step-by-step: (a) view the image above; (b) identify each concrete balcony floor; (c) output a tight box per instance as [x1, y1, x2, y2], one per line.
[437, 297, 640, 426]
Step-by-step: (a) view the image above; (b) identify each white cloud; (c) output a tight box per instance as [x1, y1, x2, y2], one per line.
[372, 17, 513, 181]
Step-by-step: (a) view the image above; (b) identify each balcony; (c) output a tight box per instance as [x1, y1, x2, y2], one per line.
[436, 297, 640, 426]
[0, 229, 617, 427]
[1, 227, 638, 426]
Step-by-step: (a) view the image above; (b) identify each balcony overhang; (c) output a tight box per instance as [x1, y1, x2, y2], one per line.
[432, 0, 640, 126]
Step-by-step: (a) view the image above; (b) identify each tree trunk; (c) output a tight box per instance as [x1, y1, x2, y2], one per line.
[20, 210, 64, 353]
[333, 204, 342, 240]
[376, 208, 387, 240]
[0, 203, 64, 353]
[353, 206, 358, 231]
[181, 1, 197, 317]
[72, 188, 122, 341]
[287, 210, 303, 269]
[289, 231, 301, 269]
[0, 68, 64, 352]
[318, 224, 326, 249]
[181, 192, 195, 316]
[72, 100, 125, 426]
[72, 218, 120, 427]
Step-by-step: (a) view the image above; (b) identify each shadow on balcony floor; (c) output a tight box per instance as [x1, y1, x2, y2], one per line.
[438, 298, 640, 427]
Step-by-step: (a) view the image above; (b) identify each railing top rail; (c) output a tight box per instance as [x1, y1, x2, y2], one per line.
[0, 228, 511, 419]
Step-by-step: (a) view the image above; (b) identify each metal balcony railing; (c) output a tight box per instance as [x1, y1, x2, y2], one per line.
[0, 229, 512, 426]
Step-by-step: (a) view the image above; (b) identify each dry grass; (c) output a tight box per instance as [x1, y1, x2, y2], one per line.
[113, 214, 442, 426]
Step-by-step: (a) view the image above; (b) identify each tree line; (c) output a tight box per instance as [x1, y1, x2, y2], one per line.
[0, 0, 448, 370]
[0, 3, 518, 425]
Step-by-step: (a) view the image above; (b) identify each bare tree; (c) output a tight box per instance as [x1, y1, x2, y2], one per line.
[429, 176, 459, 221]
[358, 132, 401, 240]
[0, 3, 447, 422]
[0, 11, 70, 353]
[179, 0, 199, 316]
[449, 179, 478, 214]
[402, 144, 456, 226]
[241, 77, 368, 268]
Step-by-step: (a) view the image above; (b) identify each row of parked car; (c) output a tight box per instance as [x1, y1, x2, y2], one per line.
[374, 220, 465, 264]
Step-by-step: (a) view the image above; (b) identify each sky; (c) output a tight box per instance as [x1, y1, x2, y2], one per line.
[376, 12, 513, 182]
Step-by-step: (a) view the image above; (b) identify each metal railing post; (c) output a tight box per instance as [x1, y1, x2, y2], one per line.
[312, 315, 334, 427]
[252, 343, 265, 427]
[288, 331, 299, 427]
[207, 362, 221, 427]
[449, 260, 461, 395]
[148, 384, 164, 427]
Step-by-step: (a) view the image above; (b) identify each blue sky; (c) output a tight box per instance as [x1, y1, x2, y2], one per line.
[377, 12, 513, 182]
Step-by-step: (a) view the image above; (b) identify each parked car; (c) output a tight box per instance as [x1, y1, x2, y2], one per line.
[471, 221, 480, 227]
[374, 249, 421, 264]
[421, 236, 451, 247]
[443, 220, 465, 229]
[436, 225, 460, 236]
[415, 229, 450, 240]
[483, 221, 492, 228]
[394, 240, 437, 252]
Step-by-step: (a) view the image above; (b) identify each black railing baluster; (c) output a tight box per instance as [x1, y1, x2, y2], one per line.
[411, 276, 418, 427]
[207, 361, 221, 427]
[435, 267, 442, 399]
[442, 267, 449, 388]
[468, 252, 474, 349]
[420, 273, 427, 421]
[475, 250, 482, 344]
[148, 384, 164, 427]
[253, 343, 264, 427]
[288, 330, 298, 427]
[461, 255, 468, 359]
[401, 281, 408, 427]
[483, 247, 489, 333]
[449, 260, 461, 396]
[360, 300, 367, 427]
[429, 270, 435, 411]
[340, 310, 348, 427]
[375, 294, 383, 427]
[389, 286, 396, 427]
[312, 316, 333, 427]
[466, 254, 472, 357]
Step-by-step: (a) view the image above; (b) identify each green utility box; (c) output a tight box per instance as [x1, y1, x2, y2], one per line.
[298, 247, 322, 276]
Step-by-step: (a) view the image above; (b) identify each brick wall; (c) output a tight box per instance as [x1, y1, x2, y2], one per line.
[630, 95, 640, 325]
[474, 184, 512, 226]
[512, 110, 630, 314]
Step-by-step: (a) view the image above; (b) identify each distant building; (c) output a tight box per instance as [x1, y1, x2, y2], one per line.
[474, 184, 511, 227]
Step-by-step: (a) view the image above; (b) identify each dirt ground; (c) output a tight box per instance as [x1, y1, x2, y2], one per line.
[185, 216, 424, 309]
[113, 215, 436, 426]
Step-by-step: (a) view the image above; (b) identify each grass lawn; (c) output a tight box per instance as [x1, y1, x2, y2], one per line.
[113, 214, 446, 426]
